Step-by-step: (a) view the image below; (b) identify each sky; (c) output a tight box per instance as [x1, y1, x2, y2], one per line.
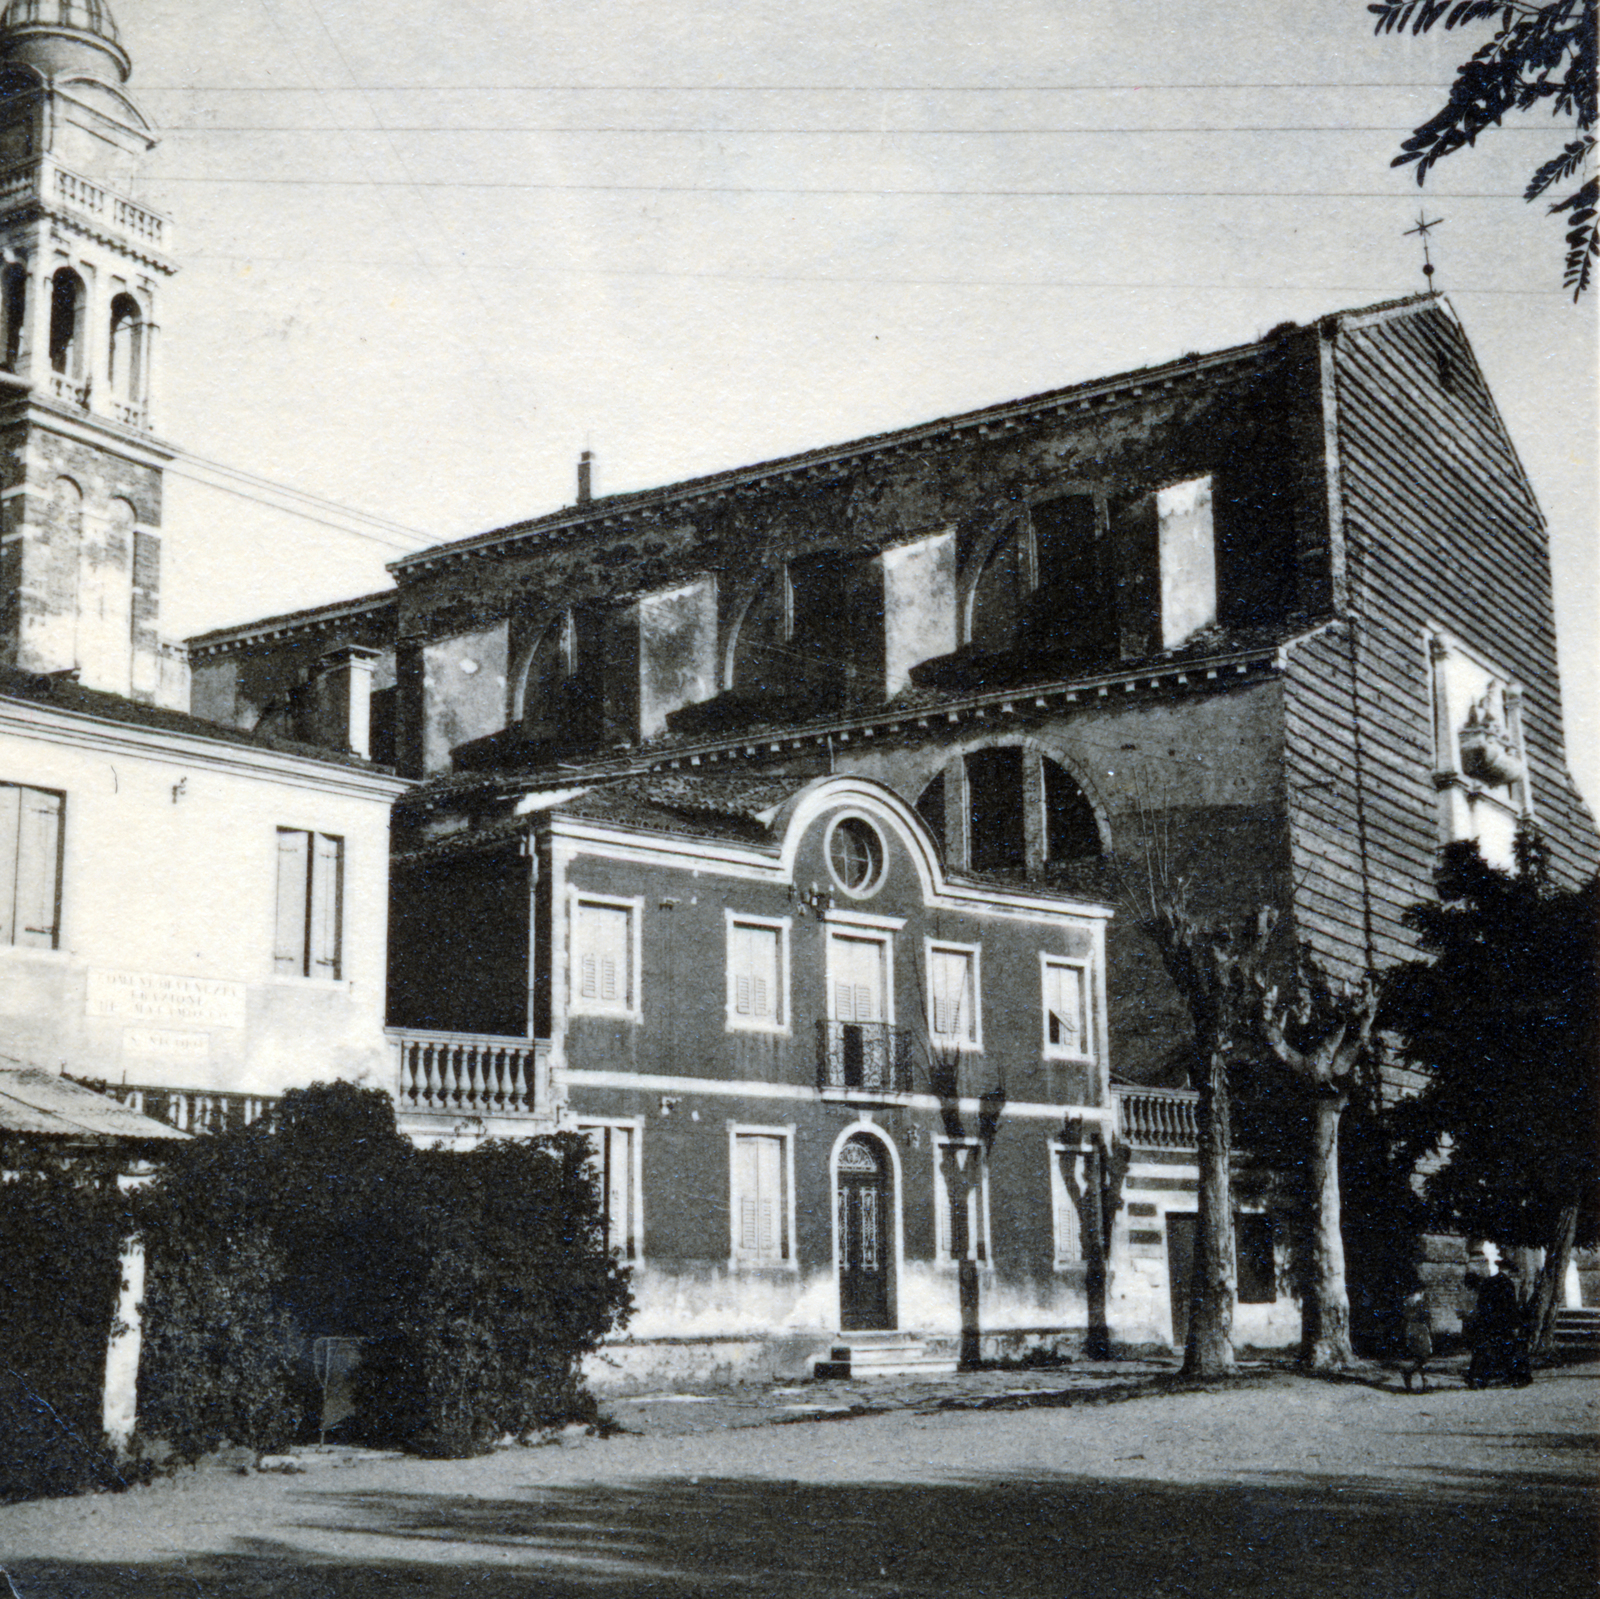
[105, 0, 1596, 802]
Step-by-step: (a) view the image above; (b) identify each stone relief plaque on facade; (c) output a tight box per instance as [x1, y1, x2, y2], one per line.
[86, 969, 246, 1029]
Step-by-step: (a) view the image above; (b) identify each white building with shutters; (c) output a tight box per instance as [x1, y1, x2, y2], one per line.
[0, 662, 405, 1127]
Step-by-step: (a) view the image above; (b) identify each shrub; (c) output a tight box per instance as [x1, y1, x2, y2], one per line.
[0, 1146, 133, 1501]
[137, 1084, 632, 1460]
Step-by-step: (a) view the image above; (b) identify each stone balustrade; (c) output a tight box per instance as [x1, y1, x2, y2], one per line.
[1113, 1083, 1199, 1149]
[390, 1029, 552, 1121]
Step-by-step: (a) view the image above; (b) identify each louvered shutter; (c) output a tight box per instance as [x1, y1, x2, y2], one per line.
[930, 949, 971, 1040]
[1046, 962, 1083, 1051]
[309, 834, 342, 979]
[608, 1126, 633, 1259]
[754, 1135, 780, 1257]
[14, 788, 61, 948]
[576, 903, 631, 1008]
[731, 924, 779, 1021]
[274, 829, 310, 975]
[1055, 1152, 1083, 1263]
[0, 784, 22, 946]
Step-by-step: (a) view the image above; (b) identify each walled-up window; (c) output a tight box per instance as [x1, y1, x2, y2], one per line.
[48, 268, 84, 378]
[1, 264, 25, 373]
[108, 294, 143, 401]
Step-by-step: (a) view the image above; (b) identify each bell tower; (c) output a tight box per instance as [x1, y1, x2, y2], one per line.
[0, 0, 180, 702]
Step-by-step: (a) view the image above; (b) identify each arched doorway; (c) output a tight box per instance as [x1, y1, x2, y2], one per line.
[837, 1131, 893, 1330]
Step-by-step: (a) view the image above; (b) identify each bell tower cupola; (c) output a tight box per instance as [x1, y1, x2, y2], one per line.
[0, 0, 183, 704]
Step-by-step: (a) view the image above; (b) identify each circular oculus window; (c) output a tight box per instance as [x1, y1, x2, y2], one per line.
[827, 815, 886, 896]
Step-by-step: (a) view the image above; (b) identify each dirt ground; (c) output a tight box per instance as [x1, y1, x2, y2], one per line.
[1, 1360, 1595, 1598]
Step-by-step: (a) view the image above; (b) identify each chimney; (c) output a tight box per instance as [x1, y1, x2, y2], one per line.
[577, 450, 593, 505]
[315, 645, 381, 758]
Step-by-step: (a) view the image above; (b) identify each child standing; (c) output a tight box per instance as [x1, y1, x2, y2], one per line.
[1401, 1289, 1433, 1392]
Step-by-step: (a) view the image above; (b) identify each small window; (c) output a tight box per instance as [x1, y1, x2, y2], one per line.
[580, 1121, 638, 1261]
[571, 894, 639, 1016]
[926, 941, 980, 1049]
[935, 1138, 989, 1264]
[727, 915, 788, 1031]
[732, 1129, 791, 1264]
[0, 783, 63, 949]
[1041, 956, 1090, 1058]
[1236, 1213, 1277, 1304]
[274, 829, 342, 978]
[1050, 1143, 1087, 1267]
[827, 815, 885, 895]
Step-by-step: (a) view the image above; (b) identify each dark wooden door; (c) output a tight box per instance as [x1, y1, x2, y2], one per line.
[838, 1135, 891, 1330]
[1166, 1212, 1197, 1350]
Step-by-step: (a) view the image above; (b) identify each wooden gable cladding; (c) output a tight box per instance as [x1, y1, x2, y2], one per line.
[1281, 301, 1596, 984]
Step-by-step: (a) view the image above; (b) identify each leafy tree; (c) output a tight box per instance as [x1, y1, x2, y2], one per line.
[1383, 833, 1599, 1350]
[1370, 0, 1598, 297]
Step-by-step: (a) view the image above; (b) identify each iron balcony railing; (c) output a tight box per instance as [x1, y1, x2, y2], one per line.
[817, 1019, 915, 1094]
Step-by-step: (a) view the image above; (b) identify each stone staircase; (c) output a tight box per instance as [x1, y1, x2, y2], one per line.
[812, 1332, 959, 1381]
[1551, 1307, 1600, 1352]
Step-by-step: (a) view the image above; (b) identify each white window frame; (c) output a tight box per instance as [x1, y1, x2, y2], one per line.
[934, 1135, 991, 1266]
[924, 938, 982, 1051]
[576, 1115, 644, 1263]
[1049, 1139, 1089, 1269]
[1040, 954, 1093, 1061]
[568, 889, 644, 1020]
[724, 910, 791, 1035]
[728, 1122, 798, 1269]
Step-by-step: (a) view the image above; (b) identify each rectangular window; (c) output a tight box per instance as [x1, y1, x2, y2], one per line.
[1050, 1143, 1087, 1267]
[571, 895, 639, 1016]
[580, 1122, 637, 1261]
[0, 783, 62, 949]
[1041, 957, 1090, 1058]
[274, 828, 342, 978]
[727, 915, 787, 1030]
[926, 941, 980, 1048]
[732, 1128, 791, 1264]
[935, 1137, 989, 1264]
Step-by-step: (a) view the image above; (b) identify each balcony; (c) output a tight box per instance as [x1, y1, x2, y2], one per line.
[389, 1029, 553, 1124]
[817, 1020, 915, 1095]
[1112, 1084, 1199, 1149]
[0, 157, 170, 252]
[73, 1079, 275, 1135]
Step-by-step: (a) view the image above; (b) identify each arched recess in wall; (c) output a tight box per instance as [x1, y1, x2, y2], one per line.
[513, 611, 577, 733]
[913, 740, 1104, 878]
[108, 294, 143, 403]
[728, 551, 869, 712]
[1, 262, 25, 373]
[48, 268, 85, 379]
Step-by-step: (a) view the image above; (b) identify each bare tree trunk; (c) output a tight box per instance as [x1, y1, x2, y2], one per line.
[1183, 1046, 1236, 1377]
[1301, 1089, 1354, 1371]
[1528, 1200, 1580, 1356]
[1083, 1139, 1110, 1361]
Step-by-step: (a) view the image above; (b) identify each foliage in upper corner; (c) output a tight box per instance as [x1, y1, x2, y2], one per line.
[1381, 831, 1599, 1249]
[1370, 0, 1598, 297]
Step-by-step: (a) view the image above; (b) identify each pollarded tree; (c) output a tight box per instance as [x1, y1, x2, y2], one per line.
[1371, 0, 1598, 297]
[1384, 832, 1599, 1351]
[1251, 937, 1382, 1372]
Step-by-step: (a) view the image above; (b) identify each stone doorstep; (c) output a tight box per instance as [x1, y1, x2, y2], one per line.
[814, 1331, 961, 1381]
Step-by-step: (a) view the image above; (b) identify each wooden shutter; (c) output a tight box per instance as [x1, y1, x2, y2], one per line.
[830, 935, 882, 1022]
[274, 828, 310, 975]
[930, 949, 971, 1040]
[309, 834, 342, 979]
[577, 902, 631, 1008]
[1055, 1151, 1083, 1263]
[608, 1126, 633, 1259]
[736, 1135, 784, 1260]
[0, 784, 22, 946]
[1046, 962, 1083, 1051]
[15, 788, 61, 948]
[732, 924, 779, 1021]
